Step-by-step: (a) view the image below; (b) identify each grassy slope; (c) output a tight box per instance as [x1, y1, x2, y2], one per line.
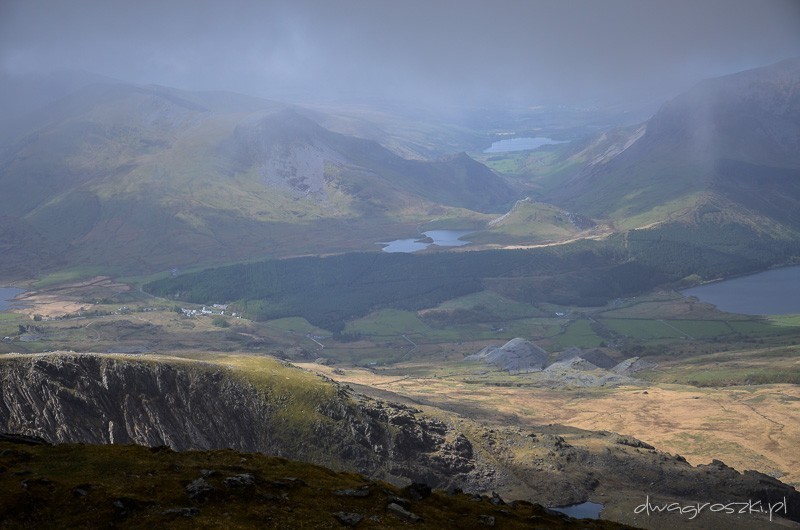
[0, 85, 518, 278]
[529, 60, 800, 242]
[467, 197, 596, 245]
[0, 439, 630, 529]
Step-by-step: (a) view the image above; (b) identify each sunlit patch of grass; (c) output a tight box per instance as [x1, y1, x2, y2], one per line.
[638, 351, 800, 386]
[665, 432, 782, 476]
[769, 314, 800, 327]
[264, 317, 330, 336]
[552, 319, 604, 349]
[31, 267, 111, 289]
[426, 290, 543, 320]
[667, 320, 734, 338]
[601, 318, 685, 339]
[726, 320, 784, 334]
[345, 309, 432, 337]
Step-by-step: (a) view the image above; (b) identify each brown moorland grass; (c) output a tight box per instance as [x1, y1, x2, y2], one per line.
[299, 362, 800, 487]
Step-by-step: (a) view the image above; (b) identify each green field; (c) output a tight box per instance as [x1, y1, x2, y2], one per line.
[345, 309, 432, 337]
[427, 290, 542, 320]
[264, 317, 330, 336]
[601, 318, 685, 339]
[551, 319, 604, 349]
[769, 314, 800, 327]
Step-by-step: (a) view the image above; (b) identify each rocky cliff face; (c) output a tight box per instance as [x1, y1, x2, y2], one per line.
[1, 353, 798, 526]
[0, 353, 475, 490]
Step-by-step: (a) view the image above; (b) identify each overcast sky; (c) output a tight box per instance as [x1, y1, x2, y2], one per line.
[1, 0, 799, 107]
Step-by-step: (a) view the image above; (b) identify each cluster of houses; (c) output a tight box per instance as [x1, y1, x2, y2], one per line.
[179, 304, 238, 318]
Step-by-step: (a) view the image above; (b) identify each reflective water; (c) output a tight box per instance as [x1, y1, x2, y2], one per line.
[551, 501, 604, 519]
[682, 265, 800, 315]
[378, 230, 472, 253]
[0, 287, 25, 311]
[484, 136, 568, 153]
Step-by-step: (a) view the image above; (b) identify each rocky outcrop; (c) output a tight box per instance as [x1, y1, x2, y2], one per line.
[0, 353, 474, 489]
[465, 338, 548, 373]
[556, 347, 617, 369]
[1, 353, 798, 527]
[466, 342, 663, 388]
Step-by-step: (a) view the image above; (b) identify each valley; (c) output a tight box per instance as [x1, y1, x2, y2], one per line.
[1, 57, 800, 528]
[2, 270, 799, 495]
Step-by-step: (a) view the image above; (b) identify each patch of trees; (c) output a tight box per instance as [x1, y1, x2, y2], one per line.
[621, 220, 800, 280]
[146, 243, 649, 331]
[144, 220, 799, 332]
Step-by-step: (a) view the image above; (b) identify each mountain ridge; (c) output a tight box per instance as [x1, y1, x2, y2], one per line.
[0, 83, 515, 277]
[1, 352, 798, 528]
[543, 57, 800, 230]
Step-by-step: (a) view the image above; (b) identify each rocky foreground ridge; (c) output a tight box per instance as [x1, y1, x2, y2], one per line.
[1, 353, 798, 527]
[0, 436, 633, 529]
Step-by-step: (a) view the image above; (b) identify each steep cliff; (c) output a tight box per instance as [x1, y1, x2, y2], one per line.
[1, 353, 798, 527]
[0, 353, 475, 491]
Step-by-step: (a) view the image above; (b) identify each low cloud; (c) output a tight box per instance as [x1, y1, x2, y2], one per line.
[2, 0, 799, 107]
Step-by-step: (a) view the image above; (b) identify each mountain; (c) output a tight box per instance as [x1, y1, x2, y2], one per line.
[0, 81, 515, 277]
[0, 70, 119, 140]
[2, 353, 798, 528]
[472, 197, 602, 245]
[223, 108, 516, 215]
[544, 58, 800, 232]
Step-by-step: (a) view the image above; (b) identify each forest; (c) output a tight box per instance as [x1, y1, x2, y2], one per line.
[146, 219, 798, 332]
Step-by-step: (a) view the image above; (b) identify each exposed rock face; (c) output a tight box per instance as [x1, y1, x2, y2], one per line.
[466, 342, 658, 387]
[0, 354, 474, 490]
[465, 338, 548, 373]
[1, 354, 266, 450]
[611, 356, 657, 375]
[556, 347, 617, 369]
[1, 353, 798, 526]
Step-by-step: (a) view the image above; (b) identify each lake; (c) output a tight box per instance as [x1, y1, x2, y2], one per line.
[484, 136, 569, 153]
[551, 501, 604, 519]
[0, 287, 25, 311]
[681, 265, 800, 315]
[378, 230, 473, 253]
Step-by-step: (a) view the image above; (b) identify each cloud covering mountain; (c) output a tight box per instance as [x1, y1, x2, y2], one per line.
[2, 0, 799, 108]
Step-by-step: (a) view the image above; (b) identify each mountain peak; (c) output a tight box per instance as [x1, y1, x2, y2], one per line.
[545, 58, 800, 225]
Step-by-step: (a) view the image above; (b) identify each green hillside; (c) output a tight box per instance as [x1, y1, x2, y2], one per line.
[542, 58, 800, 231]
[0, 84, 516, 278]
[470, 197, 602, 245]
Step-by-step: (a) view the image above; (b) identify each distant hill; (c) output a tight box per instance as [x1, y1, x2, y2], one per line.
[471, 197, 602, 245]
[0, 81, 515, 277]
[223, 108, 515, 215]
[544, 58, 800, 232]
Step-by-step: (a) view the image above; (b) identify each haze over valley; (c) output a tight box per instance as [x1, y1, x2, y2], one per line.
[1, 1, 800, 527]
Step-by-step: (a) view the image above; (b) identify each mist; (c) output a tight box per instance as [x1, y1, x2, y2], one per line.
[2, 0, 800, 109]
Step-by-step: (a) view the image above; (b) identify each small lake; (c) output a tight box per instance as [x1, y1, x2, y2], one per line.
[378, 230, 472, 253]
[682, 265, 800, 315]
[484, 136, 569, 153]
[551, 501, 604, 519]
[0, 287, 26, 311]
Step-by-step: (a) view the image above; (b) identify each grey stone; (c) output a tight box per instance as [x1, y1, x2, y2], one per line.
[333, 511, 363, 526]
[334, 488, 370, 497]
[186, 478, 213, 499]
[387, 502, 422, 522]
[224, 473, 255, 488]
[162, 507, 199, 517]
